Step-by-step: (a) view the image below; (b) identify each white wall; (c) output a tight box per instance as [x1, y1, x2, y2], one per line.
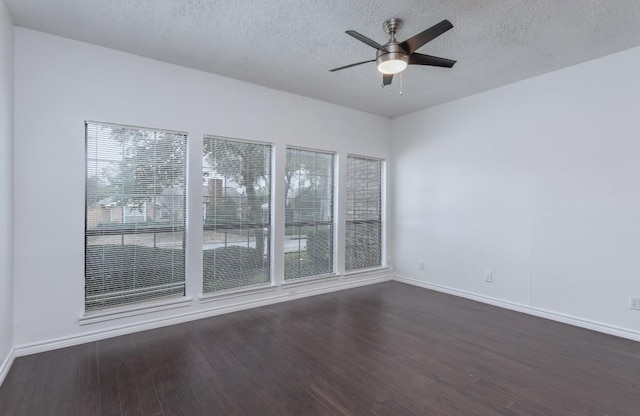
[392, 46, 640, 335]
[0, 0, 14, 375]
[13, 28, 391, 349]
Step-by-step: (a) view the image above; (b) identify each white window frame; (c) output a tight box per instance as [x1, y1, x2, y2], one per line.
[283, 145, 337, 283]
[84, 121, 188, 313]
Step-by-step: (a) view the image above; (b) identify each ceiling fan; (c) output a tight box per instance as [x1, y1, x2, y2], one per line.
[330, 18, 456, 86]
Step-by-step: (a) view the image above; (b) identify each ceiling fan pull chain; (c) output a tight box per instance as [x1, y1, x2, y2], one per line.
[400, 71, 403, 96]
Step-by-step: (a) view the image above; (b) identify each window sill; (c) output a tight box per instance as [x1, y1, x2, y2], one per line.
[344, 266, 391, 278]
[199, 284, 278, 303]
[79, 296, 194, 325]
[282, 273, 340, 288]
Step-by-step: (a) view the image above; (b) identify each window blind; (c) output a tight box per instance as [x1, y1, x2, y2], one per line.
[202, 136, 272, 293]
[285, 147, 335, 280]
[345, 155, 383, 271]
[85, 122, 187, 311]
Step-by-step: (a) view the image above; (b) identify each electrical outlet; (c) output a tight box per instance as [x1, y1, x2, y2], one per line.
[419, 262, 425, 271]
[630, 297, 640, 311]
[484, 271, 493, 283]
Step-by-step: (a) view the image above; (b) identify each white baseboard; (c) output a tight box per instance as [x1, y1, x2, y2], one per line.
[394, 275, 640, 343]
[14, 274, 392, 357]
[0, 348, 15, 387]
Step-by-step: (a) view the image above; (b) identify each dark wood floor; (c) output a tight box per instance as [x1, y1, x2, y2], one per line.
[1, 282, 640, 415]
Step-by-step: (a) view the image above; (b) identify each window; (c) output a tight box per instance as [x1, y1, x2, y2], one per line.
[202, 136, 272, 293]
[285, 147, 335, 280]
[85, 122, 187, 311]
[345, 156, 383, 271]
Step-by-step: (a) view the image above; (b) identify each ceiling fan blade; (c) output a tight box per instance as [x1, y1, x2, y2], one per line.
[409, 53, 456, 68]
[346, 30, 388, 52]
[382, 73, 393, 86]
[400, 19, 453, 54]
[329, 59, 376, 72]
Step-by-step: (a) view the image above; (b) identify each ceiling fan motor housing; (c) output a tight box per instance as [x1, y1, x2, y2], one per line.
[376, 43, 409, 72]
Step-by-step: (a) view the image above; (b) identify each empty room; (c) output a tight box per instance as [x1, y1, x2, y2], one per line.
[1, 1, 640, 415]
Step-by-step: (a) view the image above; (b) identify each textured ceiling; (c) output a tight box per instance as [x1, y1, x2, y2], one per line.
[5, 0, 640, 118]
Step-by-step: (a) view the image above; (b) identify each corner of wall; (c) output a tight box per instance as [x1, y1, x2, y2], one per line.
[0, 0, 15, 386]
[0, 349, 15, 386]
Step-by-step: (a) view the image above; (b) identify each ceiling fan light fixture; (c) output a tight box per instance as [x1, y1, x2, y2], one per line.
[377, 57, 408, 74]
[376, 43, 409, 75]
